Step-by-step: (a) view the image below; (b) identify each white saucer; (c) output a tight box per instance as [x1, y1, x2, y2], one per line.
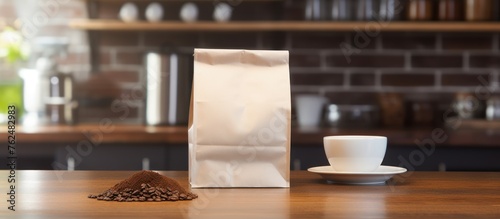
[307, 165, 407, 185]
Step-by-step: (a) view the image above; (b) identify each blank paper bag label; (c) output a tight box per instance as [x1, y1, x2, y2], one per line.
[188, 49, 291, 188]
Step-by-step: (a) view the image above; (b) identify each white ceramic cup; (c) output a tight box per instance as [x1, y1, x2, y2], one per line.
[295, 95, 327, 127]
[146, 2, 164, 22]
[324, 135, 387, 172]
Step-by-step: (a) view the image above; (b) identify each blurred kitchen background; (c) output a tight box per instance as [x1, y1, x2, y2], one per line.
[1, 0, 500, 171]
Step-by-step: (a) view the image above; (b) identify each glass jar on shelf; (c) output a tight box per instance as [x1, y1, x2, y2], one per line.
[305, 0, 328, 20]
[356, 0, 378, 21]
[331, 0, 352, 21]
[379, 0, 404, 21]
[465, 0, 492, 21]
[407, 0, 434, 21]
[439, 0, 464, 21]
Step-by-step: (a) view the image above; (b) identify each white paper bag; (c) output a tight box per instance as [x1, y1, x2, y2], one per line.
[188, 49, 291, 188]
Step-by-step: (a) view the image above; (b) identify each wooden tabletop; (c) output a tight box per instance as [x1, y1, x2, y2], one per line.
[1, 171, 499, 218]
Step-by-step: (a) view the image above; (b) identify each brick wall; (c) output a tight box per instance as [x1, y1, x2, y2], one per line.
[84, 2, 500, 121]
[92, 31, 500, 123]
[2, 0, 500, 125]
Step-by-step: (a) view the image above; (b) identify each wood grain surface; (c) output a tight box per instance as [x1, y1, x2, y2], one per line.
[0, 171, 499, 218]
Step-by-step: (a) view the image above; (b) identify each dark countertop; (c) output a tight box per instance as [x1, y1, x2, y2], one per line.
[2, 123, 500, 147]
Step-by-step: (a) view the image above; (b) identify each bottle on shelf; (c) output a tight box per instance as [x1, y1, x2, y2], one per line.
[438, 0, 464, 21]
[305, 0, 328, 20]
[331, 0, 352, 21]
[465, 0, 492, 21]
[356, 0, 377, 21]
[379, 0, 404, 21]
[407, 0, 434, 21]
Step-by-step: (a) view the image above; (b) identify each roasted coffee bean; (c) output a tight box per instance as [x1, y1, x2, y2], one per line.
[89, 171, 198, 202]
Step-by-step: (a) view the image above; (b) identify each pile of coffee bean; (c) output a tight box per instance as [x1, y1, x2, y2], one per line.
[88, 183, 196, 202]
[88, 171, 197, 202]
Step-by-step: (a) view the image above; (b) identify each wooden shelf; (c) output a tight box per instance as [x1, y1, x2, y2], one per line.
[69, 20, 500, 32]
[83, 0, 280, 2]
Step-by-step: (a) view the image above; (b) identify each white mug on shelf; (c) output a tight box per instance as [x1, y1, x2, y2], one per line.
[119, 2, 139, 22]
[295, 95, 327, 128]
[146, 2, 164, 22]
[180, 2, 199, 22]
[213, 3, 232, 22]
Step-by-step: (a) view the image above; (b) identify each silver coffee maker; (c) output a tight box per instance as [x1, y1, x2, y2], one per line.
[19, 37, 74, 125]
[144, 47, 193, 126]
